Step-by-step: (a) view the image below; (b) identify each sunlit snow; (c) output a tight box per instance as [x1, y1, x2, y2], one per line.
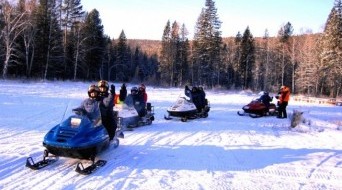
[0, 80, 341, 190]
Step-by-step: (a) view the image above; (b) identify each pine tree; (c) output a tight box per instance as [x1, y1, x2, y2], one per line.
[102, 36, 115, 81]
[239, 26, 255, 89]
[159, 20, 172, 86]
[179, 23, 190, 86]
[115, 30, 130, 81]
[132, 46, 141, 80]
[233, 31, 242, 88]
[170, 21, 181, 86]
[192, 0, 222, 87]
[319, 0, 342, 97]
[82, 9, 105, 80]
[33, 0, 63, 80]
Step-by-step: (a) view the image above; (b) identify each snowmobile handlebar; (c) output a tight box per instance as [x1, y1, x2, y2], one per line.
[72, 108, 87, 116]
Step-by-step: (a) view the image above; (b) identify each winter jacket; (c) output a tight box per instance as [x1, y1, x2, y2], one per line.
[124, 93, 146, 117]
[98, 92, 114, 118]
[76, 98, 101, 124]
[259, 94, 272, 107]
[279, 86, 290, 103]
[141, 91, 148, 103]
[119, 85, 127, 102]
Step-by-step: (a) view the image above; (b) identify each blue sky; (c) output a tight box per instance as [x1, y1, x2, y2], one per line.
[82, 0, 335, 40]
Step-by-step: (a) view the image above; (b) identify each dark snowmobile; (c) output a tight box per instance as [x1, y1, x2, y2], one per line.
[26, 108, 120, 175]
[164, 96, 210, 122]
[237, 99, 277, 118]
[114, 102, 155, 131]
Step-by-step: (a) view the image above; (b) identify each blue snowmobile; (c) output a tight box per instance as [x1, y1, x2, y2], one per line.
[26, 108, 120, 175]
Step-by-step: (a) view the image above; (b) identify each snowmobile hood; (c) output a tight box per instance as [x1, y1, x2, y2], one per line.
[167, 97, 197, 112]
[114, 104, 139, 118]
[43, 115, 109, 149]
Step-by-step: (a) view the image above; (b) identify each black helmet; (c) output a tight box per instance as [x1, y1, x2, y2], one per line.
[88, 84, 99, 99]
[264, 91, 269, 95]
[121, 83, 126, 89]
[98, 80, 109, 93]
[131, 87, 138, 95]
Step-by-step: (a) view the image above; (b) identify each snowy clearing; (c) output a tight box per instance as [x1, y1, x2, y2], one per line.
[0, 80, 341, 190]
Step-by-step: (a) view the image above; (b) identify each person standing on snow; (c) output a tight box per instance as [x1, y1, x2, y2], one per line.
[97, 80, 117, 141]
[74, 84, 102, 126]
[277, 85, 290, 118]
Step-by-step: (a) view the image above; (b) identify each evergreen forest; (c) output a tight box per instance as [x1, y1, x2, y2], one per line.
[0, 0, 341, 97]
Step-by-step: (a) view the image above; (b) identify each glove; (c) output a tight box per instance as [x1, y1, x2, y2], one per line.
[110, 84, 115, 94]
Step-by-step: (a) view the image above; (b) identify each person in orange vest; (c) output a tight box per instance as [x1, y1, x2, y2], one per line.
[114, 83, 127, 104]
[277, 85, 290, 119]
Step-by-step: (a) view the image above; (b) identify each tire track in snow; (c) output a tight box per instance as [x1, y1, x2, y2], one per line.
[255, 168, 341, 181]
[306, 152, 341, 180]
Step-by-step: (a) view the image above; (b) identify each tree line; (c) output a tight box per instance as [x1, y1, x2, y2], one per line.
[159, 0, 341, 97]
[0, 0, 341, 97]
[0, 0, 158, 82]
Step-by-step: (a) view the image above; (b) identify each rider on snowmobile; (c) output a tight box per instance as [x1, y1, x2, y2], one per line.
[97, 80, 117, 141]
[124, 87, 146, 117]
[191, 87, 202, 112]
[184, 85, 207, 113]
[258, 91, 273, 110]
[139, 83, 148, 103]
[74, 84, 101, 126]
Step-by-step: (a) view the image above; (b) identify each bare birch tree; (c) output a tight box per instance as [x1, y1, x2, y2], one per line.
[0, 1, 27, 78]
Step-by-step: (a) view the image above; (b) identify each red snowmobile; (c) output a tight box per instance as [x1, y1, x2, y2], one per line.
[237, 98, 278, 118]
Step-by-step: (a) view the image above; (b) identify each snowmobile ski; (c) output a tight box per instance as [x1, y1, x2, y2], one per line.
[75, 160, 107, 175]
[249, 113, 263, 118]
[26, 155, 59, 170]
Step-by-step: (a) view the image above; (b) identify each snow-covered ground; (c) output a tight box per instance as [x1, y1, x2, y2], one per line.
[0, 80, 341, 190]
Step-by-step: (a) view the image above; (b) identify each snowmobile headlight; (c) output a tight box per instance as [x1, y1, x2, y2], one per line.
[243, 106, 249, 109]
[71, 118, 81, 128]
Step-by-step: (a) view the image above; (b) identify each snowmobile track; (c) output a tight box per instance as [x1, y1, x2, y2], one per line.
[246, 167, 342, 181]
